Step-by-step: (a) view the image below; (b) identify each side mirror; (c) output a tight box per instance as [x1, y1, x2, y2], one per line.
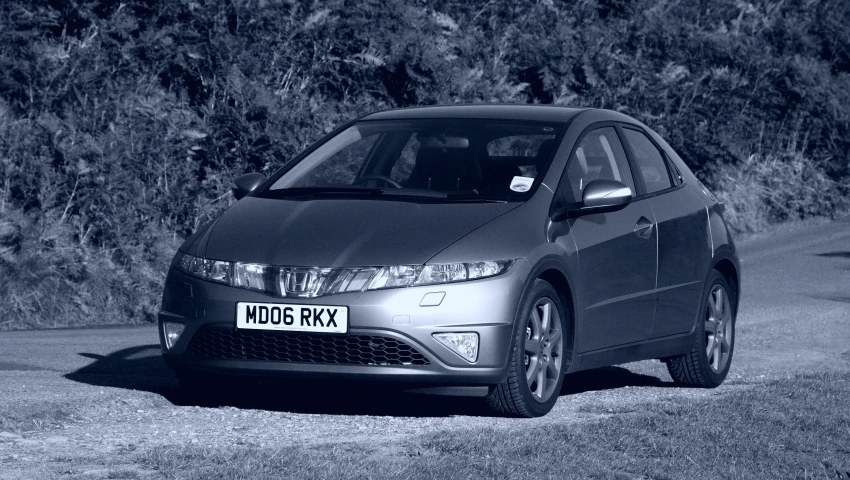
[231, 173, 266, 200]
[581, 179, 632, 209]
[551, 179, 632, 221]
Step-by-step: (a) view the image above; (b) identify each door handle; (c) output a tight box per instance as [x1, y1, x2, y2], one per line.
[633, 216, 654, 238]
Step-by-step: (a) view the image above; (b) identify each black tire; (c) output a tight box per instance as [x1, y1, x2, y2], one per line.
[485, 279, 569, 417]
[666, 270, 736, 388]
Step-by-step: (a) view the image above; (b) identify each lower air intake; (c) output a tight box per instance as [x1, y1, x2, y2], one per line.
[188, 328, 430, 366]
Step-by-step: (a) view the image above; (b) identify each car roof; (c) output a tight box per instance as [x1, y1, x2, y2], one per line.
[361, 104, 588, 123]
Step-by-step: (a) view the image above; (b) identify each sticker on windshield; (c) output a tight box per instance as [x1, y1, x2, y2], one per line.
[509, 176, 534, 192]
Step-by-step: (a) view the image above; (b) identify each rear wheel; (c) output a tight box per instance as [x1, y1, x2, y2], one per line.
[666, 270, 735, 387]
[486, 280, 568, 417]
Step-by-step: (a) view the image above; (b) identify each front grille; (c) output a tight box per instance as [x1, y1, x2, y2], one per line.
[188, 328, 430, 366]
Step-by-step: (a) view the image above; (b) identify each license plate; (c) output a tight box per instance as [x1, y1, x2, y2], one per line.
[236, 302, 348, 334]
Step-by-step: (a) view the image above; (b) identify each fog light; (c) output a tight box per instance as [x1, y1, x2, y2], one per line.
[163, 322, 185, 350]
[433, 332, 479, 363]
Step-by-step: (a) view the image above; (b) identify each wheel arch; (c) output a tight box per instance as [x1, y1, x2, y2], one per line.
[711, 253, 740, 316]
[518, 256, 578, 370]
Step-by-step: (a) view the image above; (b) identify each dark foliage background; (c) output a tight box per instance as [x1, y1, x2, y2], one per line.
[1, 0, 848, 328]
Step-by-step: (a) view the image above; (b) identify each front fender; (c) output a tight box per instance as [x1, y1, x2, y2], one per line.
[178, 216, 224, 258]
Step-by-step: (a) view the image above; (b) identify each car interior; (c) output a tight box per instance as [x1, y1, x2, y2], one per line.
[381, 132, 557, 196]
[283, 125, 561, 198]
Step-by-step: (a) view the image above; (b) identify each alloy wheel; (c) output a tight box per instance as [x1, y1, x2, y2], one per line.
[705, 284, 733, 373]
[524, 298, 563, 402]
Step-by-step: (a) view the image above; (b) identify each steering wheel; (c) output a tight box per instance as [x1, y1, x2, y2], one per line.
[353, 175, 403, 189]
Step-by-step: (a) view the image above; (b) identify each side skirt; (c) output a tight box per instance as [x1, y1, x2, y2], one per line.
[568, 331, 696, 374]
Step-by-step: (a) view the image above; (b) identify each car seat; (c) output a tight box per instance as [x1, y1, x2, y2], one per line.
[406, 147, 481, 191]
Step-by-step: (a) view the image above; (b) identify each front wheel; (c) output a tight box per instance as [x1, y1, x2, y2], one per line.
[666, 270, 736, 388]
[485, 279, 569, 417]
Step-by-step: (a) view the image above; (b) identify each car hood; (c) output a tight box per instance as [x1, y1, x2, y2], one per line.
[198, 197, 520, 267]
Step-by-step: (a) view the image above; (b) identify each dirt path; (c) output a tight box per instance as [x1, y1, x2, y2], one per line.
[1, 216, 848, 479]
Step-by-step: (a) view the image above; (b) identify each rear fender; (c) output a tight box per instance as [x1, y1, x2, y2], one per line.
[705, 202, 741, 316]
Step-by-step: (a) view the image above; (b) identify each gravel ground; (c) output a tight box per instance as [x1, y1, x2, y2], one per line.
[1, 216, 848, 478]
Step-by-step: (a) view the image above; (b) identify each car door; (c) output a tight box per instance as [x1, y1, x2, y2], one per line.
[621, 127, 711, 338]
[558, 126, 659, 352]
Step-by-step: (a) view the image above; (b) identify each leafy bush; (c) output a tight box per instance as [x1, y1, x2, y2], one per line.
[0, 0, 848, 328]
[711, 152, 850, 232]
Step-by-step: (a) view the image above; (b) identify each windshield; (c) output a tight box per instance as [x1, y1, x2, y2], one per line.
[261, 119, 564, 202]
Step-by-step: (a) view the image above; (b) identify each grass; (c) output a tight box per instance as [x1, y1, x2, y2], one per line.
[0, 401, 77, 433]
[136, 372, 850, 480]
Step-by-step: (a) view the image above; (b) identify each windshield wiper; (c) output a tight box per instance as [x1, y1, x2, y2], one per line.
[264, 186, 449, 200]
[444, 193, 510, 203]
[378, 190, 510, 202]
[261, 186, 507, 202]
[260, 186, 383, 198]
[377, 189, 448, 199]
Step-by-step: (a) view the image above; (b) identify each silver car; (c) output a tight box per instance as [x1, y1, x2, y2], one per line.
[159, 105, 740, 417]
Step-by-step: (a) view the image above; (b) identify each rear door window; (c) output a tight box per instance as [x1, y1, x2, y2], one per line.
[622, 129, 673, 194]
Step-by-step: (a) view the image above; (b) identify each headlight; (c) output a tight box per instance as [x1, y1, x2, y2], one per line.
[233, 263, 267, 290]
[176, 253, 231, 284]
[174, 253, 514, 297]
[366, 260, 515, 290]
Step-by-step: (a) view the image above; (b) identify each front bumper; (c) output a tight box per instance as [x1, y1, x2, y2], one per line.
[159, 261, 530, 386]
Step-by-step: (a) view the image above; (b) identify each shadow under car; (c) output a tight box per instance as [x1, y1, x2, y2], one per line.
[64, 345, 676, 416]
